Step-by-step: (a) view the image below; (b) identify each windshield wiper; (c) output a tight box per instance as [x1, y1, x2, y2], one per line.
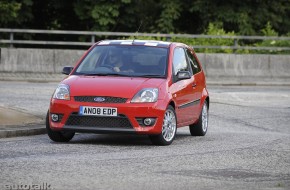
[83, 73, 131, 77]
[137, 74, 165, 78]
[81, 73, 164, 78]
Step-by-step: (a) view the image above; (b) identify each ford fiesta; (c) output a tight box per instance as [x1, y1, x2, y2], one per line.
[47, 40, 209, 145]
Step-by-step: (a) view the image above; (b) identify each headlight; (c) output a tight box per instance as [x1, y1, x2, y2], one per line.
[53, 84, 70, 100]
[131, 88, 158, 103]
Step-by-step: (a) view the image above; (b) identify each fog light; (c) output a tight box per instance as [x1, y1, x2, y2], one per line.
[51, 114, 59, 122]
[136, 117, 156, 127]
[144, 118, 155, 126]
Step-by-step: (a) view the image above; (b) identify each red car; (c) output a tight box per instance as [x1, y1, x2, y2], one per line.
[46, 40, 209, 145]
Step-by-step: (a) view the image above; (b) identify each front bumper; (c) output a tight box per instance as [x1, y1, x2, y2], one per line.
[49, 98, 167, 135]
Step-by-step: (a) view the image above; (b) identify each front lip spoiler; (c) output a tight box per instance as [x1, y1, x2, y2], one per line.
[62, 125, 137, 134]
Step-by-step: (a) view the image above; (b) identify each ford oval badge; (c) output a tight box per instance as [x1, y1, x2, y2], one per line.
[94, 97, 105, 102]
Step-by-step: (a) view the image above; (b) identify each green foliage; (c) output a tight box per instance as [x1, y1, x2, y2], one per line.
[253, 22, 290, 54]
[74, 0, 131, 31]
[172, 22, 289, 54]
[1, 0, 290, 37]
[0, 1, 21, 24]
[123, 35, 167, 41]
[172, 22, 236, 53]
[261, 22, 278, 36]
[0, 0, 289, 54]
[154, 0, 182, 33]
[187, 0, 290, 36]
[0, 0, 33, 27]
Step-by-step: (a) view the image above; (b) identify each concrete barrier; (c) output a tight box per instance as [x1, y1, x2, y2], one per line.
[0, 48, 289, 82]
[0, 48, 85, 74]
[195, 53, 290, 83]
[197, 53, 290, 78]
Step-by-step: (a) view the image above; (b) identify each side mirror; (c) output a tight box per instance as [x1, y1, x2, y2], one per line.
[177, 71, 191, 80]
[62, 66, 74, 75]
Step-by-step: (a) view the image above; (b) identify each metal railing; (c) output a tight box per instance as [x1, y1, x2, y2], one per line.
[0, 28, 290, 51]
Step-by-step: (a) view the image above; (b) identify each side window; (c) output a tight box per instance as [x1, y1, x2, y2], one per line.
[173, 47, 190, 76]
[186, 49, 201, 75]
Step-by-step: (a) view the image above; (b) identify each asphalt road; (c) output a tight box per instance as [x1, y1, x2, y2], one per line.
[0, 81, 290, 190]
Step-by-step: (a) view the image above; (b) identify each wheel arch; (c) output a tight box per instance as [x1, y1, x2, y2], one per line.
[201, 88, 210, 109]
[205, 96, 210, 109]
[168, 100, 176, 110]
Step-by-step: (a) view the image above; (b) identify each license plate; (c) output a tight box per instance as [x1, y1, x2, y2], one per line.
[79, 106, 117, 116]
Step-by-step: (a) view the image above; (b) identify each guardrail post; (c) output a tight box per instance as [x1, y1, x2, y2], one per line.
[234, 39, 238, 53]
[91, 35, 95, 44]
[9, 32, 14, 48]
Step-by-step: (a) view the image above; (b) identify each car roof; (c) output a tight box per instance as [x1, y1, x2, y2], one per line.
[97, 39, 173, 48]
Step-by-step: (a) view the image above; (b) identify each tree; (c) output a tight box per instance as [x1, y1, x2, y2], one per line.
[0, 1, 21, 25]
[154, 0, 182, 33]
[31, 0, 80, 30]
[0, 0, 33, 28]
[187, 0, 290, 35]
[73, 0, 131, 31]
[1, 0, 290, 36]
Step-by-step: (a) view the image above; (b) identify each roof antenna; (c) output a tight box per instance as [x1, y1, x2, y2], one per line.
[133, 21, 143, 42]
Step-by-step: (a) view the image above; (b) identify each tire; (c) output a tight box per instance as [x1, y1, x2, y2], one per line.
[189, 100, 209, 136]
[46, 111, 75, 142]
[149, 105, 177, 146]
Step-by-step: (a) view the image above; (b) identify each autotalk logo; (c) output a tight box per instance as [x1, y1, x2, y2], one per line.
[3, 183, 52, 190]
[94, 97, 105, 102]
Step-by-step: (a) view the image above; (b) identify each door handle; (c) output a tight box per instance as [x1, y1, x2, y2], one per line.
[192, 83, 197, 87]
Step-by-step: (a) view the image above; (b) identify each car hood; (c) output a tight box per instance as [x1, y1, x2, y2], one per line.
[62, 75, 166, 98]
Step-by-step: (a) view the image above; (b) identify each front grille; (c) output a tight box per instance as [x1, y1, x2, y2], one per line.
[65, 114, 133, 128]
[74, 96, 127, 103]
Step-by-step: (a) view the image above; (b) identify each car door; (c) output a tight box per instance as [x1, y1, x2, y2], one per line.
[170, 47, 196, 124]
[185, 48, 203, 121]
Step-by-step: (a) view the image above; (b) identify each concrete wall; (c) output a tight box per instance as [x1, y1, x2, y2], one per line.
[196, 53, 290, 79]
[0, 48, 85, 74]
[1, 48, 290, 79]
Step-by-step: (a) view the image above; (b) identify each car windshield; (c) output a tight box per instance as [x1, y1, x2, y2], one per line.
[74, 45, 168, 78]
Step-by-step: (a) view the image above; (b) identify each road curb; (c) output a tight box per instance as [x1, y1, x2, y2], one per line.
[0, 124, 46, 138]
